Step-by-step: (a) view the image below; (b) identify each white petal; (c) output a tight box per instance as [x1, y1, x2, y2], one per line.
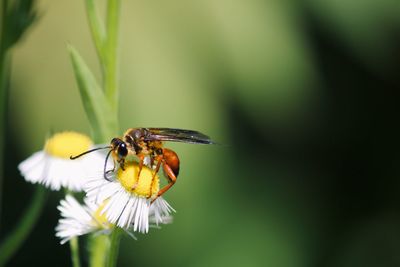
[84, 174, 175, 233]
[55, 195, 97, 244]
[18, 147, 108, 192]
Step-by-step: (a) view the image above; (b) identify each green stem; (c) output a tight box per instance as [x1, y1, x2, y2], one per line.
[0, 0, 10, 231]
[89, 234, 110, 267]
[106, 228, 122, 267]
[69, 237, 81, 267]
[104, 0, 121, 110]
[84, 1, 122, 266]
[85, 0, 106, 68]
[0, 186, 47, 267]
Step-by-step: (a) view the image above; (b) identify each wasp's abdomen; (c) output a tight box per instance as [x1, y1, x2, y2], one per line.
[163, 148, 180, 177]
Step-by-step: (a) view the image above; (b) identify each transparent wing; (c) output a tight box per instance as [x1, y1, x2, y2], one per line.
[144, 128, 215, 144]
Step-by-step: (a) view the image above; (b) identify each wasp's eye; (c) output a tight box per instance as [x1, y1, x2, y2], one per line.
[118, 143, 128, 158]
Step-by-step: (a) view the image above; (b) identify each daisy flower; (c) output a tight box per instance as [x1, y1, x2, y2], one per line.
[56, 194, 173, 244]
[55, 194, 112, 244]
[84, 161, 175, 233]
[18, 131, 104, 191]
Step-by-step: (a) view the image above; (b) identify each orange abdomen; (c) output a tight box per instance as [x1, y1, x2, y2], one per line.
[163, 148, 180, 177]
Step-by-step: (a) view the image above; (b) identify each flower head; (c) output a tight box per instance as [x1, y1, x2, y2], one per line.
[18, 131, 104, 191]
[85, 161, 175, 233]
[56, 194, 172, 244]
[56, 194, 112, 244]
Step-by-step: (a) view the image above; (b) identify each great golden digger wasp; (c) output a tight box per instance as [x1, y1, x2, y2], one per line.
[71, 128, 215, 203]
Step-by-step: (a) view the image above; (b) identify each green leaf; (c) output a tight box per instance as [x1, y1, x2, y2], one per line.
[85, 0, 106, 65]
[3, 0, 38, 50]
[68, 45, 118, 143]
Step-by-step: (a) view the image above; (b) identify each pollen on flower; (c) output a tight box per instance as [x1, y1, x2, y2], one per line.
[92, 201, 112, 228]
[44, 131, 92, 159]
[117, 162, 159, 197]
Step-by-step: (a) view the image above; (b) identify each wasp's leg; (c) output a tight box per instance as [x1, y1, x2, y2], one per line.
[150, 162, 177, 204]
[118, 158, 125, 171]
[132, 154, 145, 190]
[147, 155, 163, 198]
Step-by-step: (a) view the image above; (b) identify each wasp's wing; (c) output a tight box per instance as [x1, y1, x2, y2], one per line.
[144, 128, 215, 144]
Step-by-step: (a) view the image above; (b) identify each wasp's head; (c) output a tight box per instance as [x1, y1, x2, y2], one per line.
[111, 138, 128, 159]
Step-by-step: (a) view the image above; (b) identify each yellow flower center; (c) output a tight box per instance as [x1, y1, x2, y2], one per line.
[44, 132, 92, 159]
[117, 162, 159, 197]
[92, 201, 112, 229]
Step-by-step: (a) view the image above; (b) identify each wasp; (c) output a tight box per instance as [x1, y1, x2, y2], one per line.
[71, 128, 214, 203]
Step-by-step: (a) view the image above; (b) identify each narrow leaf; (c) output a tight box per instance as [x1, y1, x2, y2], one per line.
[68, 45, 118, 143]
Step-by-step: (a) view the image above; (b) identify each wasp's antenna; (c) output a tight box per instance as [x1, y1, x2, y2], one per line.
[70, 146, 111, 160]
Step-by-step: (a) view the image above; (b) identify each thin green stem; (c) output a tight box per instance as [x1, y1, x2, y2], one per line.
[0, 186, 47, 267]
[106, 228, 122, 267]
[85, 0, 106, 68]
[0, 0, 12, 240]
[0, 43, 10, 233]
[70, 237, 81, 267]
[0, 0, 10, 231]
[104, 0, 121, 110]
[89, 234, 110, 267]
[84, 1, 122, 266]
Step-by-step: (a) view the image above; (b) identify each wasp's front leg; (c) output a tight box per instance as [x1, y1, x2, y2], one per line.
[131, 154, 145, 190]
[118, 158, 125, 171]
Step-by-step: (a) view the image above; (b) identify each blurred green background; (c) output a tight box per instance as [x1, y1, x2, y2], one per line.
[2, 0, 400, 266]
